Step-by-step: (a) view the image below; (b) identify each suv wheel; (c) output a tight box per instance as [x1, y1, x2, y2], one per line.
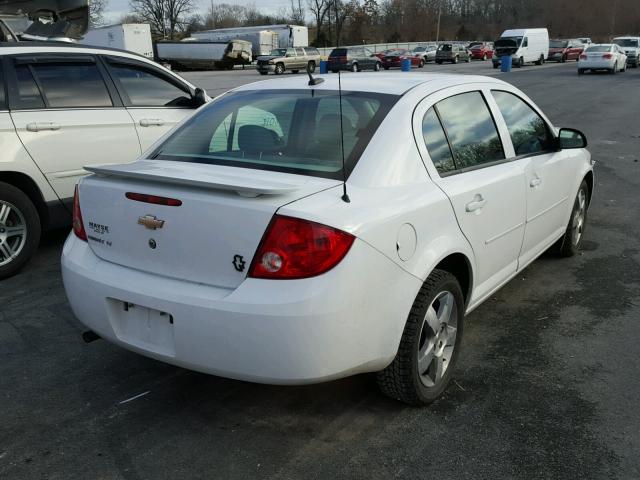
[350, 62, 358, 72]
[275, 63, 285, 75]
[0, 182, 41, 279]
[453, 56, 459, 64]
[377, 269, 465, 405]
[307, 61, 316, 73]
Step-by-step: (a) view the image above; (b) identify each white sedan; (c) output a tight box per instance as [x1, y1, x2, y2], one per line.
[62, 73, 593, 405]
[578, 44, 627, 74]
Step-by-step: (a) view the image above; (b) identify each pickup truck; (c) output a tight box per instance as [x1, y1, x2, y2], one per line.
[256, 46, 322, 75]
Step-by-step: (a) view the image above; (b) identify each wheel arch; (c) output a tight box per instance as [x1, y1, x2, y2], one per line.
[432, 252, 473, 307]
[0, 171, 48, 227]
[584, 170, 594, 207]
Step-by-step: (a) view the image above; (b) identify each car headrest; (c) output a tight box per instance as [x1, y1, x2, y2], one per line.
[237, 125, 281, 154]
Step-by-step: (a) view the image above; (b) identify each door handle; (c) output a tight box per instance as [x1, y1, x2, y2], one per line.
[465, 194, 487, 213]
[530, 177, 542, 188]
[26, 122, 60, 132]
[139, 118, 165, 127]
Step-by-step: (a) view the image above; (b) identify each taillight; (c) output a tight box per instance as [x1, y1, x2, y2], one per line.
[579, 54, 587, 60]
[126, 192, 182, 206]
[602, 53, 613, 59]
[72, 185, 87, 241]
[249, 215, 355, 280]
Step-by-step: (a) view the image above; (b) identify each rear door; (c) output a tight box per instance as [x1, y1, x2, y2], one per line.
[103, 56, 198, 151]
[490, 89, 576, 267]
[7, 54, 140, 201]
[414, 88, 527, 302]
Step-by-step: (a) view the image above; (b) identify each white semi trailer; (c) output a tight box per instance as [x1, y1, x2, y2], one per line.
[191, 24, 308, 56]
[155, 39, 252, 70]
[80, 23, 154, 58]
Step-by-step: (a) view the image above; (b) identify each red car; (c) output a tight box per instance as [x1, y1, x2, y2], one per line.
[373, 48, 402, 60]
[468, 42, 494, 60]
[381, 49, 424, 69]
[548, 39, 584, 62]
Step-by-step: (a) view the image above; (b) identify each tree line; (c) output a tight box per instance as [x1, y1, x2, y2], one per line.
[92, 0, 640, 43]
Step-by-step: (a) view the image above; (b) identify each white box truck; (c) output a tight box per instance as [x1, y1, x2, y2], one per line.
[191, 24, 308, 55]
[80, 24, 154, 59]
[492, 28, 549, 68]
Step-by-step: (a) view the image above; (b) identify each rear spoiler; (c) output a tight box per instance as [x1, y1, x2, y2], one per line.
[0, 0, 88, 39]
[85, 161, 302, 197]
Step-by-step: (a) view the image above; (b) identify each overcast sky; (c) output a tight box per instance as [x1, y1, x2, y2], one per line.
[105, 0, 296, 24]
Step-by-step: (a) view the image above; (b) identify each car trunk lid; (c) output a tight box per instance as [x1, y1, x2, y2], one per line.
[78, 160, 341, 289]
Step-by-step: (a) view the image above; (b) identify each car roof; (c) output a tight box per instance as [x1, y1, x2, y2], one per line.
[233, 72, 509, 96]
[0, 41, 149, 61]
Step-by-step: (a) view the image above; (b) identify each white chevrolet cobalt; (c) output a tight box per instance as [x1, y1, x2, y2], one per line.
[62, 73, 593, 405]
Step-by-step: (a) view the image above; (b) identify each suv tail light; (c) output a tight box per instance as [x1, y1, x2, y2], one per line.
[602, 53, 613, 59]
[579, 53, 587, 60]
[72, 185, 87, 241]
[249, 215, 355, 279]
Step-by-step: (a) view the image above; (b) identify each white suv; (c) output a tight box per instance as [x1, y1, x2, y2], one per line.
[612, 36, 640, 68]
[0, 42, 207, 278]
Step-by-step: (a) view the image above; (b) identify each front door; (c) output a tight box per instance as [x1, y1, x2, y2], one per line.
[417, 90, 527, 303]
[103, 56, 197, 152]
[7, 55, 140, 201]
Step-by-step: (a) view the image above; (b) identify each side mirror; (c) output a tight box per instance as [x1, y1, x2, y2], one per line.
[558, 127, 587, 149]
[193, 87, 207, 107]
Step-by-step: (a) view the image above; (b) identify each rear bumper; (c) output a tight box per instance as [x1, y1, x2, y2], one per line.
[579, 59, 615, 70]
[61, 234, 420, 384]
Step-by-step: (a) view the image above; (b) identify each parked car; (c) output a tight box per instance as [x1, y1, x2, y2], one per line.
[435, 43, 471, 64]
[373, 48, 402, 60]
[62, 73, 593, 405]
[612, 36, 640, 68]
[468, 42, 494, 60]
[0, 42, 208, 278]
[256, 46, 322, 75]
[328, 46, 381, 72]
[412, 45, 437, 63]
[381, 49, 424, 69]
[578, 44, 627, 74]
[493, 28, 549, 68]
[548, 39, 584, 62]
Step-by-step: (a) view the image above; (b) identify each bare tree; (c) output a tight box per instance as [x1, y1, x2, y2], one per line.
[290, 0, 305, 24]
[89, 0, 109, 27]
[308, 0, 331, 44]
[130, 0, 194, 39]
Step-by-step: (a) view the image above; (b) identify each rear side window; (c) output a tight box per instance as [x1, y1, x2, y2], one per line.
[304, 47, 319, 55]
[0, 21, 16, 42]
[0, 63, 5, 109]
[15, 66, 45, 109]
[31, 63, 112, 108]
[108, 62, 191, 107]
[434, 91, 505, 170]
[492, 90, 554, 156]
[295, 48, 305, 56]
[422, 108, 455, 174]
[330, 49, 347, 57]
[152, 89, 398, 179]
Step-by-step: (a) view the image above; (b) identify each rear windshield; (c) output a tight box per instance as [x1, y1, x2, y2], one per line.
[613, 39, 638, 47]
[550, 40, 568, 48]
[586, 45, 612, 52]
[151, 90, 398, 179]
[329, 48, 347, 57]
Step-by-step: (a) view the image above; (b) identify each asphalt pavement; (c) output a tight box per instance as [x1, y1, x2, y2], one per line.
[2, 60, 640, 479]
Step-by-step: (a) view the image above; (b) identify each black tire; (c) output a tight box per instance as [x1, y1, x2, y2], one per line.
[552, 180, 589, 257]
[453, 56, 459, 64]
[0, 182, 41, 279]
[634, 59, 639, 68]
[578, 68, 585, 75]
[377, 269, 465, 405]
[383, 66, 390, 70]
[482, 53, 487, 61]
[259, 71, 268, 75]
[351, 62, 358, 72]
[331, 70, 339, 73]
[307, 61, 316, 73]
[374, 62, 381, 71]
[493, 62, 499, 69]
[610, 63, 617, 74]
[274, 63, 285, 75]
[518, 57, 524, 67]
[291, 69, 299, 74]
[561, 54, 566, 63]
[436, 60, 442, 65]
[419, 59, 425, 68]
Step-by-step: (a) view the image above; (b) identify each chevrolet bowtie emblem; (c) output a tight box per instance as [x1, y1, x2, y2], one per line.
[138, 215, 165, 230]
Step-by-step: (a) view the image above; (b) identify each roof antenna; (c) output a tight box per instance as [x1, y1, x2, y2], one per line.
[307, 62, 324, 86]
[337, 69, 350, 203]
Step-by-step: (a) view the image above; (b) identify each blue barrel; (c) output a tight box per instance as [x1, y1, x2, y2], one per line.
[401, 58, 412, 71]
[319, 60, 328, 74]
[500, 55, 512, 72]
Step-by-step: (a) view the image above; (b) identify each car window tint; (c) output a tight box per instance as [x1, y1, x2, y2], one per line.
[492, 90, 553, 156]
[154, 90, 397, 180]
[15, 65, 45, 109]
[0, 63, 5, 109]
[110, 63, 191, 107]
[422, 108, 455, 174]
[31, 63, 112, 108]
[435, 91, 505, 169]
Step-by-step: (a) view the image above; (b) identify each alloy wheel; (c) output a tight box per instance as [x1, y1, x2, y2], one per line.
[0, 200, 27, 267]
[572, 188, 587, 246]
[417, 291, 458, 387]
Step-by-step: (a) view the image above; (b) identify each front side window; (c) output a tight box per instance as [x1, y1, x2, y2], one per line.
[422, 108, 455, 174]
[30, 63, 112, 108]
[434, 91, 505, 170]
[492, 90, 554, 156]
[295, 48, 305, 56]
[152, 89, 398, 179]
[109, 62, 192, 107]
